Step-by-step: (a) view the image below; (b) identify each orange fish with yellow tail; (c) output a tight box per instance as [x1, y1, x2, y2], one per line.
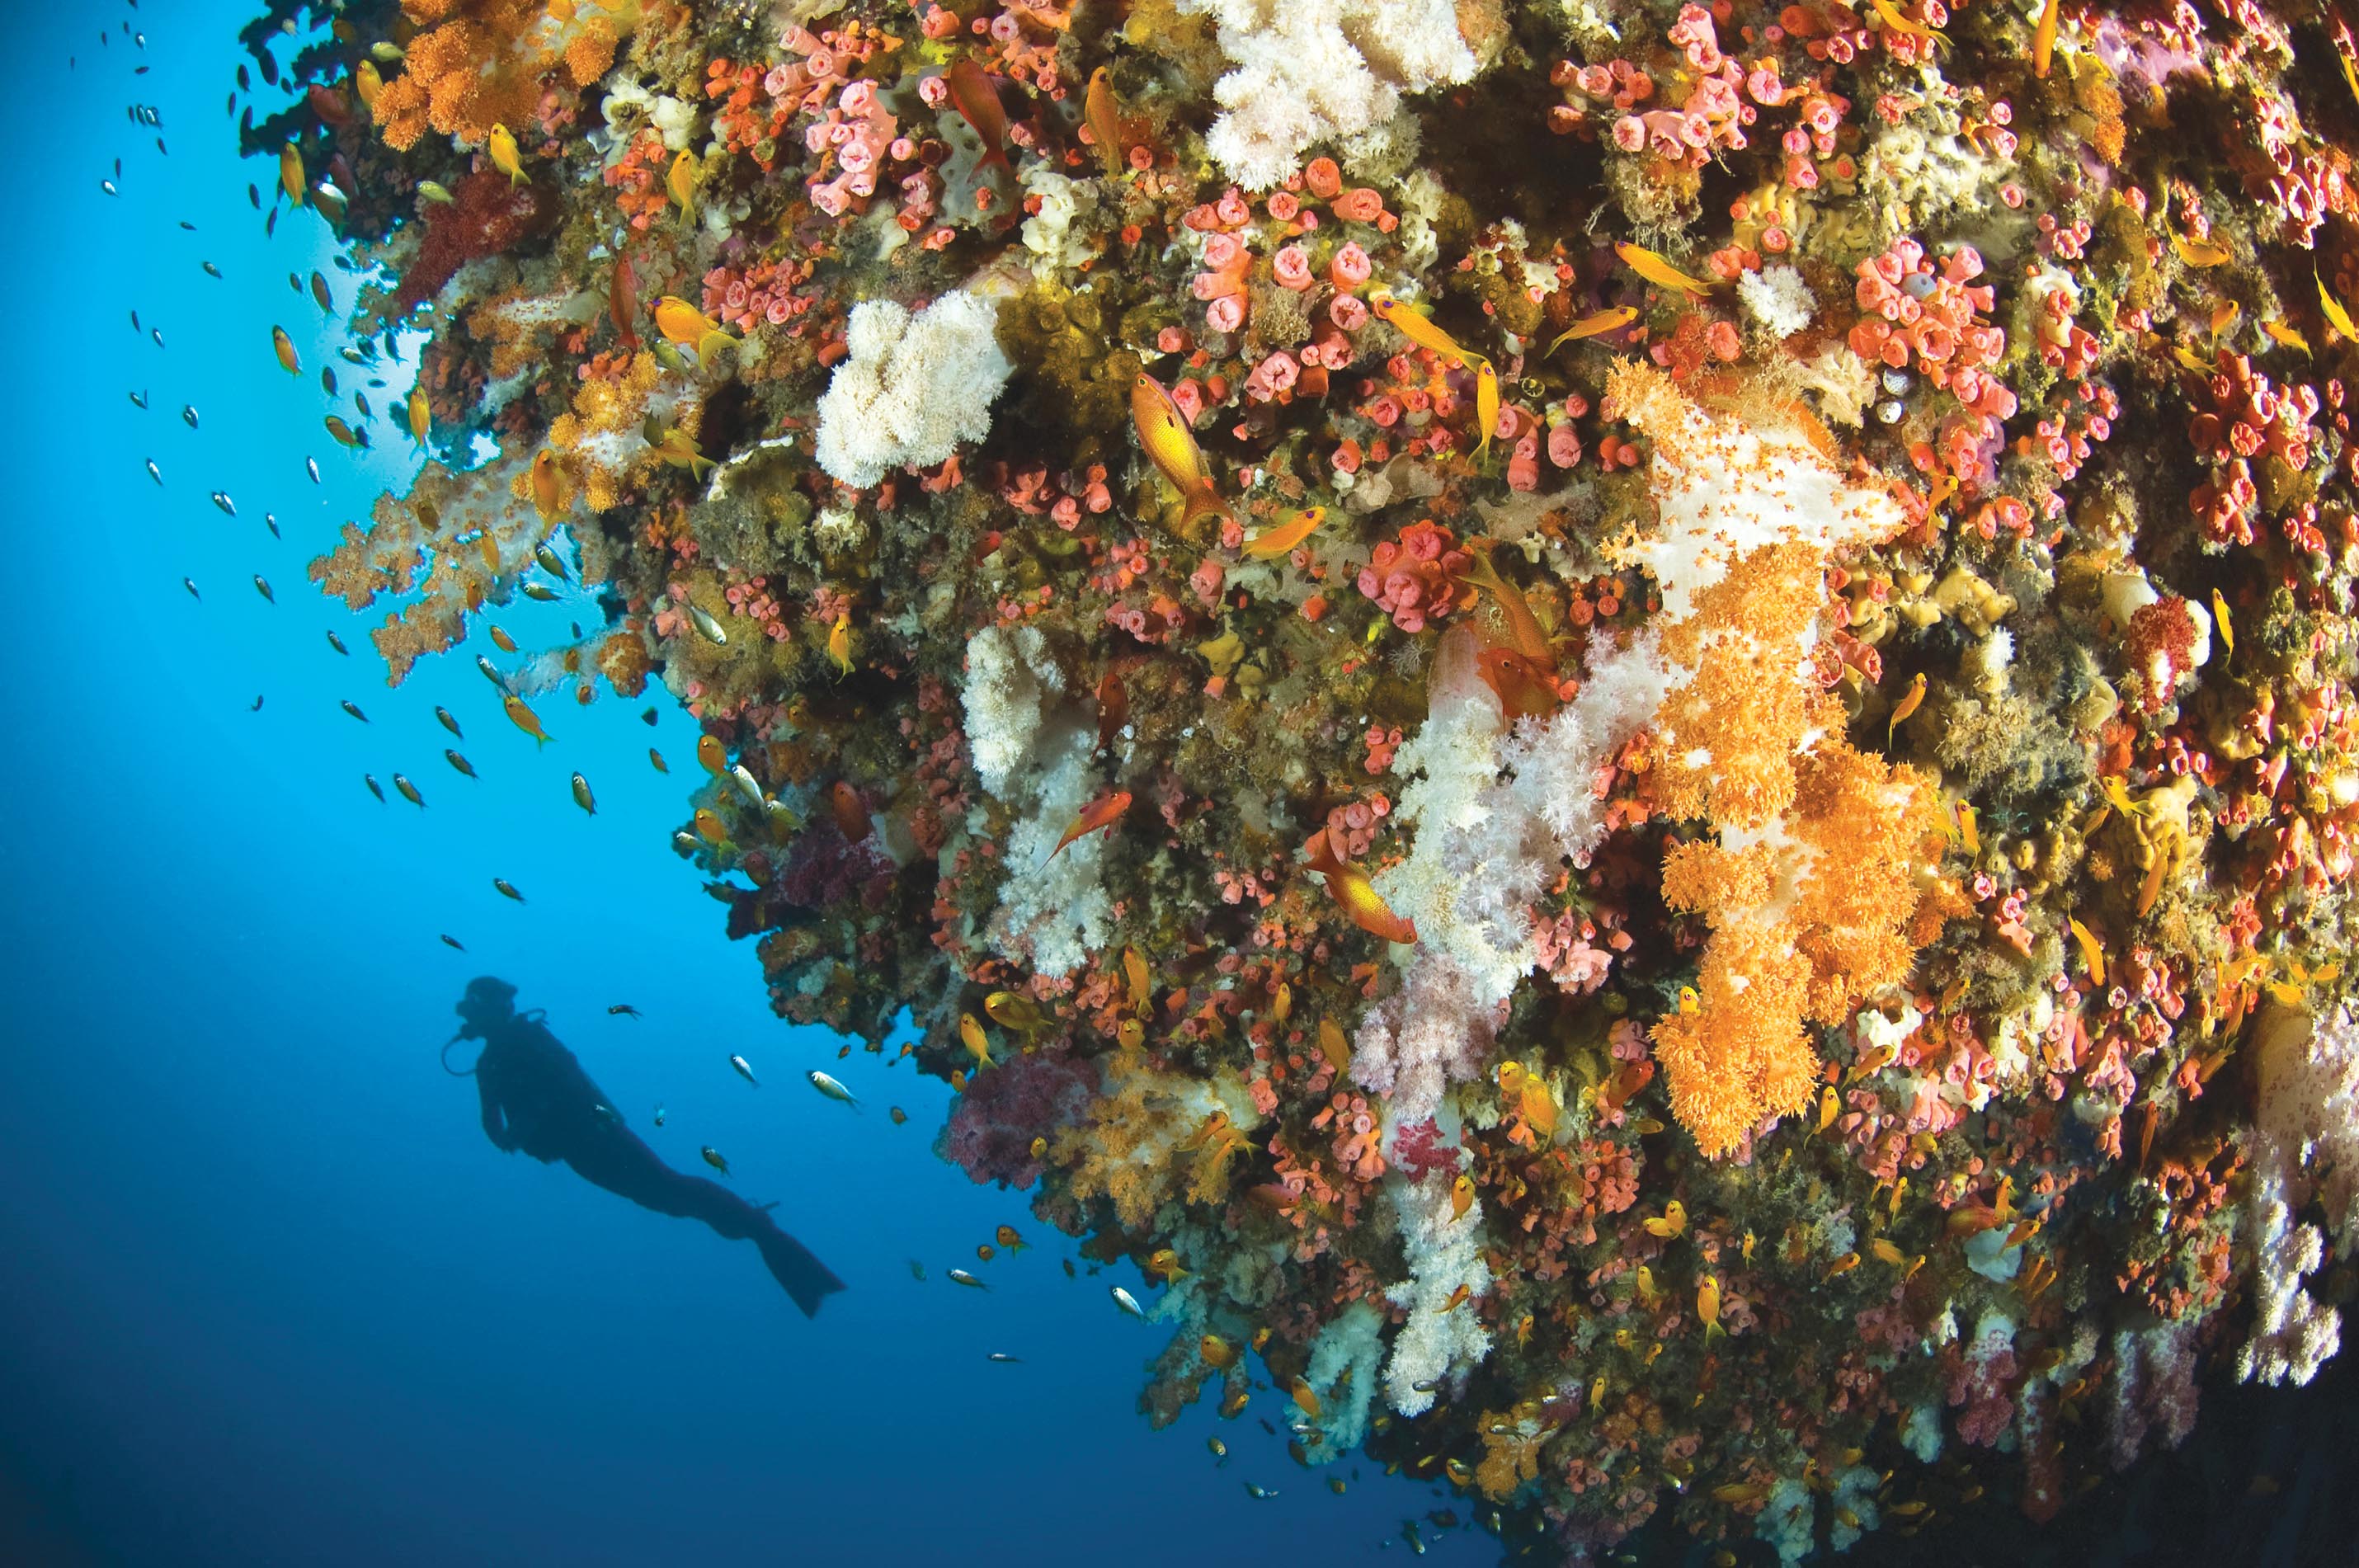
[1366, 290, 1482, 370]
[1304, 827, 1417, 945]
[1546, 305, 1638, 354]
[1132, 373, 1229, 530]
[1050, 789, 1132, 860]
[503, 694, 552, 748]
[1245, 507, 1324, 558]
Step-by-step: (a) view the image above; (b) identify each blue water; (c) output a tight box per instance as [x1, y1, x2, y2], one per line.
[0, 6, 1490, 1564]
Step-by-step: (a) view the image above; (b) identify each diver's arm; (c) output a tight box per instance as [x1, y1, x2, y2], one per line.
[477, 1065, 517, 1151]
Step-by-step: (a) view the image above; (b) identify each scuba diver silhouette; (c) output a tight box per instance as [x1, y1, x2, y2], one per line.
[446, 977, 844, 1316]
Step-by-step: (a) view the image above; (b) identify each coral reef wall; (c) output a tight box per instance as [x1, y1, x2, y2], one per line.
[253, 0, 2359, 1557]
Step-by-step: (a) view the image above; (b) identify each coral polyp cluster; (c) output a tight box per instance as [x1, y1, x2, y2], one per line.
[251, 0, 2359, 1556]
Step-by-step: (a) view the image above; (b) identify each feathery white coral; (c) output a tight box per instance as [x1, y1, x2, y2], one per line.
[1382, 1178, 1492, 1415]
[1179, 0, 1482, 190]
[813, 290, 1010, 487]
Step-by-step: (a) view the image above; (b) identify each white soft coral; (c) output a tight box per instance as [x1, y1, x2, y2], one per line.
[1180, 0, 1482, 190]
[813, 290, 1010, 487]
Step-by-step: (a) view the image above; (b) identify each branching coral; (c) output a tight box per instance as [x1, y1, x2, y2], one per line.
[369, 0, 635, 152]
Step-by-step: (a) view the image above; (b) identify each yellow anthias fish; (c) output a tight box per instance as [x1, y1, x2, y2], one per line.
[487, 123, 525, 186]
[2032, 0, 2060, 77]
[1886, 670, 1928, 742]
[1546, 305, 1638, 354]
[959, 1012, 992, 1068]
[1148, 1248, 1189, 1282]
[407, 384, 430, 446]
[654, 295, 720, 346]
[667, 149, 699, 221]
[1819, 1085, 1839, 1132]
[1696, 1274, 1721, 1338]
[280, 140, 305, 205]
[2262, 318, 2312, 354]
[355, 59, 382, 107]
[984, 990, 1044, 1032]
[1317, 1018, 1350, 1074]
[2319, 273, 2359, 341]
[2170, 229, 2230, 269]
[1200, 1332, 1237, 1368]
[1123, 946, 1150, 1011]
[697, 734, 726, 775]
[827, 613, 854, 677]
[1643, 1200, 1688, 1239]
[694, 806, 728, 844]
[2069, 916, 2106, 986]
[1289, 1377, 1321, 1419]
[1132, 373, 1228, 530]
[2213, 588, 2234, 653]
[2343, 49, 2359, 110]
[1868, 0, 1947, 49]
[652, 426, 715, 480]
[1245, 506, 1324, 558]
[1615, 241, 1713, 298]
[1450, 1172, 1476, 1220]
[1475, 360, 1500, 463]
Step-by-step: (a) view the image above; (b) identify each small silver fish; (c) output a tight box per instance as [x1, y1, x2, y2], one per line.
[948, 1269, 987, 1288]
[652, 1104, 666, 1126]
[145, 459, 162, 485]
[202, 261, 222, 279]
[688, 603, 728, 645]
[806, 1069, 859, 1109]
[729, 763, 765, 808]
[129, 389, 148, 409]
[101, 178, 119, 196]
[1110, 1286, 1146, 1318]
[210, 491, 234, 516]
[1244, 1483, 1278, 1500]
[306, 456, 321, 484]
[729, 1053, 760, 1087]
[986, 1352, 1022, 1363]
[182, 405, 198, 429]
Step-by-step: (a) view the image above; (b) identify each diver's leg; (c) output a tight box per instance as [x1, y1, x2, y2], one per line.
[565, 1133, 843, 1313]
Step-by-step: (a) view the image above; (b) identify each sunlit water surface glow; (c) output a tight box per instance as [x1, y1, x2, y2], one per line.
[0, 5, 1485, 1563]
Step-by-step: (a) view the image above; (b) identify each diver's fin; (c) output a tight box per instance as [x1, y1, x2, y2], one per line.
[757, 1228, 845, 1318]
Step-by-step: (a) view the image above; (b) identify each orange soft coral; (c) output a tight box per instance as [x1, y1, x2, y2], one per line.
[1651, 737, 1948, 1156]
[370, 0, 637, 151]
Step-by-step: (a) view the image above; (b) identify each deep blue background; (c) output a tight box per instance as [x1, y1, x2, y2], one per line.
[0, 4, 1488, 1565]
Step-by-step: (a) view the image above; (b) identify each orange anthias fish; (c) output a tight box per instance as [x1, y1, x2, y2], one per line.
[1546, 305, 1638, 354]
[829, 780, 871, 841]
[1615, 242, 1713, 298]
[407, 384, 430, 447]
[1366, 290, 1482, 370]
[1245, 507, 1324, 558]
[272, 326, 300, 374]
[1085, 67, 1124, 178]
[1460, 543, 1556, 673]
[1051, 790, 1132, 859]
[1132, 373, 1228, 530]
[1869, 0, 1947, 49]
[698, 733, 727, 775]
[503, 693, 552, 747]
[1451, 1173, 1476, 1220]
[653, 296, 733, 368]
[531, 449, 565, 523]
[1476, 647, 1558, 721]
[1304, 828, 1417, 944]
[1886, 669, 1927, 742]
[279, 139, 305, 205]
[944, 60, 1011, 171]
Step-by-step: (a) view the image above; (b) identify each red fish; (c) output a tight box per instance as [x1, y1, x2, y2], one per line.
[1095, 671, 1128, 753]
[1305, 829, 1417, 944]
[829, 780, 871, 842]
[610, 256, 639, 351]
[1476, 647, 1559, 721]
[1050, 789, 1132, 860]
[944, 61, 1011, 172]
